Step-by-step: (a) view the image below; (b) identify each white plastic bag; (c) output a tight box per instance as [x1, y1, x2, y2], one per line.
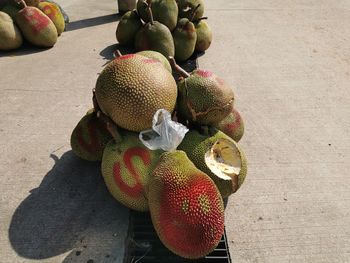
[139, 109, 189, 151]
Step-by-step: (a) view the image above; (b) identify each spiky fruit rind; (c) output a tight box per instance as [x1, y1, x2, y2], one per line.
[195, 19, 212, 52]
[134, 21, 175, 58]
[116, 10, 142, 46]
[136, 0, 178, 31]
[70, 111, 113, 161]
[149, 151, 224, 259]
[37, 2, 65, 35]
[177, 0, 204, 21]
[178, 130, 248, 198]
[177, 70, 234, 125]
[173, 18, 197, 61]
[15, 6, 58, 47]
[95, 54, 177, 132]
[0, 11, 22, 51]
[137, 50, 172, 72]
[101, 133, 162, 211]
[213, 108, 244, 142]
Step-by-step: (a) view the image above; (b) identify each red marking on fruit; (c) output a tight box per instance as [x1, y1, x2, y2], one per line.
[142, 58, 159, 64]
[76, 119, 106, 154]
[113, 147, 150, 198]
[42, 5, 57, 20]
[118, 54, 136, 60]
[21, 8, 50, 35]
[224, 110, 241, 134]
[158, 175, 224, 256]
[196, 69, 213, 78]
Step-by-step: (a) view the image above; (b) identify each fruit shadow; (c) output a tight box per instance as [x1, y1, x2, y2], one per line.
[0, 40, 53, 58]
[99, 43, 134, 65]
[8, 151, 129, 262]
[66, 13, 121, 32]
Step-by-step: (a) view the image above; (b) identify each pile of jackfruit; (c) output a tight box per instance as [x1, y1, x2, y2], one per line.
[0, 0, 67, 51]
[116, 0, 212, 62]
[70, 50, 247, 259]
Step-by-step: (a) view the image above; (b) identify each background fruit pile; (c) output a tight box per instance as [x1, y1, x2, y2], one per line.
[0, 0, 67, 51]
[70, 50, 247, 259]
[116, 0, 212, 61]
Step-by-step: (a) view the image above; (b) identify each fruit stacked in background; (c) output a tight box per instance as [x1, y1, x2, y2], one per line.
[116, 0, 213, 61]
[0, 11, 23, 50]
[69, 51, 247, 259]
[0, 0, 67, 51]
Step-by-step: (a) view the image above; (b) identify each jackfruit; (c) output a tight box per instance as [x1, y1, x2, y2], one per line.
[15, 2, 58, 47]
[136, 0, 178, 31]
[178, 129, 247, 198]
[148, 150, 224, 259]
[134, 2, 175, 57]
[38, 1, 65, 35]
[0, 11, 22, 51]
[173, 60, 234, 125]
[70, 110, 113, 161]
[194, 18, 212, 52]
[102, 132, 162, 211]
[95, 53, 177, 132]
[116, 10, 142, 46]
[172, 18, 197, 61]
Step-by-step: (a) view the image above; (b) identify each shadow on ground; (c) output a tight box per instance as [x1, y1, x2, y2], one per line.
[66, 14, 121, 32]
[99, 43, 134, 65]
[8, 151, 129, 263]
[0, 41, 53, 58]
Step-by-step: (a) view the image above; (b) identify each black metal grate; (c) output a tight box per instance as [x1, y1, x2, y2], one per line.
[123, 211, 231, 263]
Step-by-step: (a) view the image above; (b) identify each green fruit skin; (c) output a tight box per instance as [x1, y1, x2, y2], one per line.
[137, 0, 178, 31]
[70, 111, 113, 161]
[101, 133, 163, 211]
[173, 18, 197, 61]
[116, 10, 142, 46]
[0, 11, 22, 51]
[178, 129, 248, 198]
[137, 50, 172, 72]
[38, 2, 65, 36]
[1, 4, 20, 19]
[177, 0, 204, 21]
[15, 6, 57, 47]
[135, 21, 175, 58]
[177, 70, 234, 125]
[195, 19, 212, 52]
[213, 108, 244, 142]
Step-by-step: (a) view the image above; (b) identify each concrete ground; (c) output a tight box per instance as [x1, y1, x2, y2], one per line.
[0, 0, 349, 262]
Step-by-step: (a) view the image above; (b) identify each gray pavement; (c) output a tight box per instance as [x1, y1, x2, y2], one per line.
[0, 0, 349, 262]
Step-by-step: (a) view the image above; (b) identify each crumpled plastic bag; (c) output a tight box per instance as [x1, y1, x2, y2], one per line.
[139, 109, 189, 151]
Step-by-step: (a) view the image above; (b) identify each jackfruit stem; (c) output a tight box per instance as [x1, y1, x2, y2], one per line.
[168, 57, 190, 78]
[144, 0, 154, 24]
[114, 50, 122, 58]
[97, 111, 123, 143]
[190, 4, 201, 22]
[193, 17, 208, 23]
